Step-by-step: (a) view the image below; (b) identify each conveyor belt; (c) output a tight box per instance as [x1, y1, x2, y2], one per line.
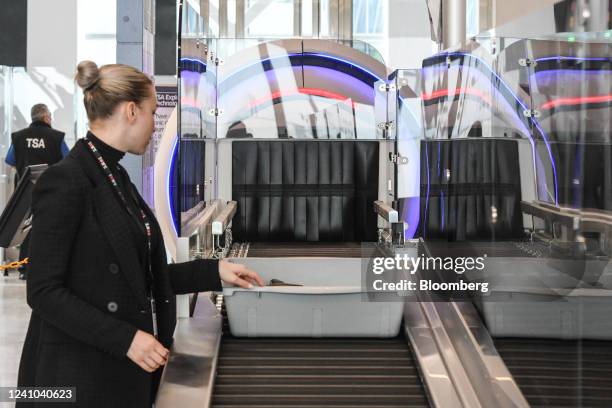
[422, 240, 545, 258]
[231, 242, 367, 258]
[211, 335, 430, 408]
[494, 338, 612, 407]
[213, 305, 429, 408]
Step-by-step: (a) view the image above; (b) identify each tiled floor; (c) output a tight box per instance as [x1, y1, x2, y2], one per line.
[0, 272, 30, 407]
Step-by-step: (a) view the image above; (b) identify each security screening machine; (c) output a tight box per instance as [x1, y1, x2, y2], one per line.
[153, 28, 528, 406]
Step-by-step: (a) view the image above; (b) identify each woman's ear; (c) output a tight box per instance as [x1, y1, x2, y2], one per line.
[126, 101, 137, 123]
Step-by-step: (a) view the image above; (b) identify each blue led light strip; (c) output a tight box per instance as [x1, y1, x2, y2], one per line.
[168, 136, 179, 235]
[428, 51, 559, 204]
[217, 52, 384, 86]
[171, 52, 387, 229]
[535, 56, 611, 63]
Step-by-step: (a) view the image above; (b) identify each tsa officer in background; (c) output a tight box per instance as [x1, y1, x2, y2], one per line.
[5, 103, 70, 279]
[16, 61, 265, 407]
[5, 103, 69, 181]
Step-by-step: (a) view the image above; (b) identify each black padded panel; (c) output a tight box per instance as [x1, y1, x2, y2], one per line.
[419, 139, 523, 241]
[551, 143, 612, 211]
[232, 141, 379, 242]
[178, 140, 206, 212]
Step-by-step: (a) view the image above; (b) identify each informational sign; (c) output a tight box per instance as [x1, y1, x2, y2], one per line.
[143, 85, 177, 208]
[153, 86, 178, 153]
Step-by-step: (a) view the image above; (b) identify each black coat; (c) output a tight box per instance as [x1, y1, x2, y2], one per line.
[17, 139, 222, 407]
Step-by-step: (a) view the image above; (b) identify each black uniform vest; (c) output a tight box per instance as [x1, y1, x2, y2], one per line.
[11, 121, 65, 179]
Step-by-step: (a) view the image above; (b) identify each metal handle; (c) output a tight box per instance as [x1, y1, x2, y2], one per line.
[212, 201, 237, 235]
[374, 200, 399, 223]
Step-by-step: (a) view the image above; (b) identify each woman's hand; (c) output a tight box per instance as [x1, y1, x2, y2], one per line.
[127, 330, 169, 373]
[219, 260, 265, 289]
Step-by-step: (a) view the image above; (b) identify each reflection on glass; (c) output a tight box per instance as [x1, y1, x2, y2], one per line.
[212, 39, 386, 140]
[176, 36, 388, 234]
[0, 66, 9, 216]
[410, 39, 612, 371]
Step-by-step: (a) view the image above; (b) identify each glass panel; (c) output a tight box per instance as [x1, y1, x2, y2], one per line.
[518, 38, 612, 405]
[392, 69, 423, 239]
[335, 39, 385, 65]
[0, 66, 11, 216]
[525, 39, 612, 210]
[418, 37, 612, 405]
[421, 39, 512, 140]
[416, 39, 535, 242]
[0, 64, 78, 215]
[175, 33, 388, 235]
[177, 6, 219, 234]
[490, 37, 558, 205]
[182, 0, 207, 37]
[214, 38, 385, 140]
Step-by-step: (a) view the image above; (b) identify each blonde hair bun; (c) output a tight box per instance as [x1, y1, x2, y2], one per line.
[75, 62, 152, 122]
[76, 60, 100, 91]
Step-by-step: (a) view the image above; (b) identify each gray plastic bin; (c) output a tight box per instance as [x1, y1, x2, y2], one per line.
[223, 257, 404, 338]
[467, 256, 612, 339]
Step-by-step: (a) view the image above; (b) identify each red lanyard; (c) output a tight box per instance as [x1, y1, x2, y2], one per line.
[84, 138, 158, 337]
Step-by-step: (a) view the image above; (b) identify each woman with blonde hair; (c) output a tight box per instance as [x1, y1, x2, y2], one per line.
[17, 61, 263, 407]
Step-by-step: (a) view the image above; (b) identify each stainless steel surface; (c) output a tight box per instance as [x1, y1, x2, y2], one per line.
[312, 0, 320, 37]
[417, 241, 530, 407]
[219, 0, 228, 38]
[403, 302, 464, 408]
[216, 140, 233, 203]
[522, 200, 612, 254]
[155, 296, 222, 408]
[294, 0, 302, 36]
[442, 0, 466, 49]
[518, 139, 537, 231]
[328, 0, 339, 39]
[212, 201, 237, 236]
[339, 0, 352, 41]
[406, 300, 482, 408]
[374, 200, 399, 223]
[182, 200, 222, 261]
[230, 242, 365, 258]
[181, 200, 219, 238]
[452, 302, 530, 408]
[587, 0, 610, 32]
[235, 0, 245, 38]
[406, 298, 529, 408]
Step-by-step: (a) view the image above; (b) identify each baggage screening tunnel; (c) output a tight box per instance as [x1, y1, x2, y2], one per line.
[152, 33, 612, 408]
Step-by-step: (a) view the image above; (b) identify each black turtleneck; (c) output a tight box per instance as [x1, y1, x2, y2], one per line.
[85, 131, 157, 278]
[86, 131, 125, 169]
